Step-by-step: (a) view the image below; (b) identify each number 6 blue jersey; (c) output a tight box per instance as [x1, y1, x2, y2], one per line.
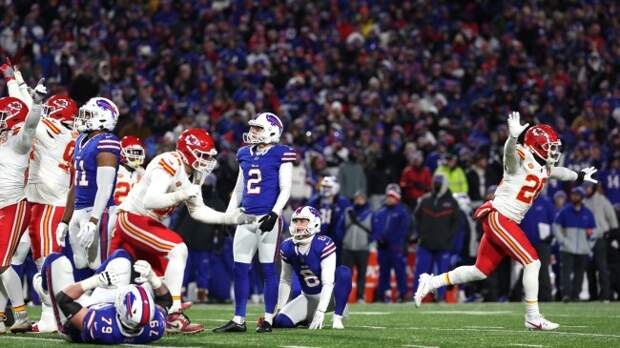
[80, 303, 166, 344]
[74, 133, 120, 209]
[237, 144, 296, 215]
[280, 235, 336, 295]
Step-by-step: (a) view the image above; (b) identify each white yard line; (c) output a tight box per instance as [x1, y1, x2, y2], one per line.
[404, 326, 620, 339]
[402, 344, 440, 348]
[421, 310, 513, 316]
[350, 311, 392, 315]
[464, 325, 505, 329]
[355, 325, 387, 329]
[279, 346, 321, 348]
[507, 344, 548, 348]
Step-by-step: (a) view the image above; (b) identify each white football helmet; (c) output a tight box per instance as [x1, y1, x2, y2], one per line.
[290, 206, 321, 245]
[75, 97, 119, 133]
[114, 285, 155, 329]
[242, 112, 283, 144]
[320, 176, 340, 197]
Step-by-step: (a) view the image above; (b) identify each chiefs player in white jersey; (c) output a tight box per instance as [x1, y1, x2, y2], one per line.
[114, 136, 145, 206]
[415, 112, 597, 331]
[110, 128, 256, 333]
[0, 66, 47, 333]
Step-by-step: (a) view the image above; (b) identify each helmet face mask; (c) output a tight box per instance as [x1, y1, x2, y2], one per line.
[242, 112, 283, 144]
[75, 97, 119, 133]
[289, 206, 321, 245]
[191, 148, 217, 173]
[524, 124, 561, 166]
[123, 146, 145, 168]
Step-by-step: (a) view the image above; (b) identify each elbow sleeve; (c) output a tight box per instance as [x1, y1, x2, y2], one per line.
[56, 291, 83, 319]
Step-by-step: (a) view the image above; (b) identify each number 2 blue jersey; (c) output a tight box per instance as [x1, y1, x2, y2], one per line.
[237, 144, 296, 215]
[81, 303, 166, 344]
[74, 133, 120, 209]
[280, 235, 336, 295]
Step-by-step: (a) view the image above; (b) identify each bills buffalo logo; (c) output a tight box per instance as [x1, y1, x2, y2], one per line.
[96, 99, 118, 117]
[265, 113, 282, 129]
[308, 206, 320, 218]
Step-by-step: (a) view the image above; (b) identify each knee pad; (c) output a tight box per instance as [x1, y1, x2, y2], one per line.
[273, 313, 296, 328]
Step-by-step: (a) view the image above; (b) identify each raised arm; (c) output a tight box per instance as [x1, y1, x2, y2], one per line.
[14, 78, 47, 154]
[504, 111, 529, 174]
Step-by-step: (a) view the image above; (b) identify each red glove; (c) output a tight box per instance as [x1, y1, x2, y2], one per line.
[0, 58, 15, 81]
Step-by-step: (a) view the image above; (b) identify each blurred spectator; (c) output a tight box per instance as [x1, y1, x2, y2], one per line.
[599, 155, 620, 205]
[466, 153, 500, 205]
[553, 191, 567, 210]
[519, 196, 556, 302]
[338, 150, 367, 200]
[434, 154, 468, 194]
[413, 173, 460, 301]
[373, 184, 410, 302]
[307, 176, 351, 263]
[554, 187, 596, 302]
[583, 182, 618, 302]
[400, 150, 432, 209]
[289, 156, 312, 208]
[342, 191, 373, 303]
[609, 204, 620, 300]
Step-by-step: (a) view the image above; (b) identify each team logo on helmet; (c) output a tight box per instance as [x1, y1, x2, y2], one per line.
[265, 114, 282, 128]
[6, 101, 24, 115]
[96, 99, 118, 116]
[308, 206, 320, 218]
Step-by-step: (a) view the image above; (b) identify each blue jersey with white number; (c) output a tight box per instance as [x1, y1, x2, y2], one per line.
[80, 303, 166, 344]
[280, 235, 336, 295]
[600, 169, 620, 205]
[74, 133, 120, 209]
[237, 144, 296, 215]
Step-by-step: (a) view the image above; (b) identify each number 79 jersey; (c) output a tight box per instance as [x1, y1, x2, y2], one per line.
[80, 303, 166, 344]
[237, 144, 296, 215]
[280, 235, 337, 295]
[491, 144, 550, 223]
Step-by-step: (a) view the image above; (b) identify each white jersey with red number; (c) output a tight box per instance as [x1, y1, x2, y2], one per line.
[114, 164, 144, 205]
[25, 118, 77, 206]
[119, 151, 188, 221]
[0, 127, 29, 209]
[491, 144, 550, 223]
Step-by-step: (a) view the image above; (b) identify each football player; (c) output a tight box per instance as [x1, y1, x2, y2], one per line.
[272, 206, 352, 330]
[307, 176, 351, 263]
[415, 112, 598, 330]
[214, 112, 295, 333]
[0, 66, 47, 333]
[110, 128, 255, 334]
[56, 97, 121, 275]
[35, 250, 170, 344]
[113, 136, 145, 206]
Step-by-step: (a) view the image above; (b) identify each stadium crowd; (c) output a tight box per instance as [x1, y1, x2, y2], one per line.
[1, 0, 620, 304]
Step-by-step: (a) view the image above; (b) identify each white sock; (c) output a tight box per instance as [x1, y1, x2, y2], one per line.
[263, 312, 273, 325]
[1, 267, 25, 310]
[0, 280, 8, 318]
[233, 315, 245, 325]
[523, 260, 541, 318]
[164, 243, 188, 313]
[431, 266, 487, 289]
[333, 314, 343, 321]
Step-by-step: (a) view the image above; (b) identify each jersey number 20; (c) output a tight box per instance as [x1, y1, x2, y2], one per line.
[516, 174, 547, 204]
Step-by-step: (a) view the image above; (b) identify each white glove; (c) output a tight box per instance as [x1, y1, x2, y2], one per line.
[507, 111, 529, 138]
[309, 310, 325, 330]
[581, 167, 598, 184]
[78, 221, 97, 249]
[179, 184, 201, 201]
[96, 270, 120, 289]
[133, 260, 162, 289]
[227, 209, 257, 225]
[28, 78, 47, 104]
[56, 222, 69, 247]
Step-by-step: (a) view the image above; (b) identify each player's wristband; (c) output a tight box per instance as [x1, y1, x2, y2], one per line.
[79, 275, 100, 291]
[148, 274, 163, 289]
[575, 171, 585, 185]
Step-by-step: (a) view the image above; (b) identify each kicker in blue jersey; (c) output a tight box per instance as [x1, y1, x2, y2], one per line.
[80, 303, 166, 344]
[280, 234, 336, 295]
[73, 132, 120, 209]
[237, 144, 296, 215]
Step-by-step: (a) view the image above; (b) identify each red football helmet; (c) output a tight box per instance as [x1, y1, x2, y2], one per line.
[0, 96, 28, 132]
[524, 124, 562, 165]
[120, 135, 145, 169]
[42, 95, 78, 125]
[176, 128, 217, 173]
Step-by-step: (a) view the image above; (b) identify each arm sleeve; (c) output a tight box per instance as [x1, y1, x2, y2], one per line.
[90, 166, 117, 221]
[15, 71, 33, 108]
[503, 137, 520, 174]
[276, 261, 294, 310]
[226, 168, 244, 213]
[550, 166, 578, 181]
[6, 79, 30, 104]
[316, 252, 336, 313]
[271, 162, 293, 215]
[186, 196, 237, 224]
[14, 103, 42, 154]
[142, 170, 186, 210]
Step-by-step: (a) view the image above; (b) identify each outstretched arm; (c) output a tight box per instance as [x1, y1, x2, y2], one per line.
[550, 166, 597, 184]
[504, 111, 529, 174]
[275, 261, 294, 311]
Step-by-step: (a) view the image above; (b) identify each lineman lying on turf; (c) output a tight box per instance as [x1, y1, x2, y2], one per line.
[34, 250, 176, 344]
[271, 206, 352, 330]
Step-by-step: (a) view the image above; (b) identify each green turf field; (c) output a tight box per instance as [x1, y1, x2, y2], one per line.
[1, 302, 619, 347]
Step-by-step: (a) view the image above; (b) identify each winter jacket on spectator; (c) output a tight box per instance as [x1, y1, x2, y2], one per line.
[400, 164, 432, 204]
[583, 189, 618, 239]
[372, 202, 411, 253]
[521, 196, 556, 245]
[554, 203, 596, 255]
[343, 202, 373, 251]
[599, 165, 620, 205]
[338, 156, 367, 200]
[414, 173, 460, 251]
[434, 163, 468, 194]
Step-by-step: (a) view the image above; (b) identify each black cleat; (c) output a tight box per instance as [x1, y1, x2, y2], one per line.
[256, 317, 272, 333]
[212, 320, 247, 333]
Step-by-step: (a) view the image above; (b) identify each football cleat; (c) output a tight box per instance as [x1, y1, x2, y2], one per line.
[414, 273, 436, 307]
[255, 317, 272, 333]
[9, 311, 32, 333]
[213, 320, 247, 333]
[524, 314, 560, 331]
[166, 312, 204, 335]
[332, 315, 344, 330]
